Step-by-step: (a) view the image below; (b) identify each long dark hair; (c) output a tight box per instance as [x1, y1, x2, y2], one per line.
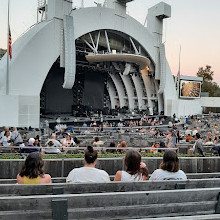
[124, 150, 148, 177]
[160, 150, 179, 172]
[19, 152, 44, 179]
[84, 146, 97, 164]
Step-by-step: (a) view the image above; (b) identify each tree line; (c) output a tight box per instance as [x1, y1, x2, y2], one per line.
[197, 65, 220, 97]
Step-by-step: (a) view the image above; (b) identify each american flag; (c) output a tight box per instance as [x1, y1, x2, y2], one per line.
[8, 26, 12, 60]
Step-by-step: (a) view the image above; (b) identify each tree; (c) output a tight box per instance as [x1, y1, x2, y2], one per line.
[197, 65, 220, 97]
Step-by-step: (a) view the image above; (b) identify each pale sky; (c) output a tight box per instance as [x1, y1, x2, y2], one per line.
[0, 0, 220, 85]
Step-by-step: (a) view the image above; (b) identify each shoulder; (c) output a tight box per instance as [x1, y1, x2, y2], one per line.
[152, 169, 163, 174]
[40, 174, 52, 184]
[114, 171, 122, 181]
[177, 170, 187, 177]
[149, 169, 164, 181]
[97, 168, 110, 176]
[17, 174, 24, 184]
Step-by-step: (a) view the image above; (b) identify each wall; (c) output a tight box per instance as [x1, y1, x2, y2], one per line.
[0, 157, 220, 179]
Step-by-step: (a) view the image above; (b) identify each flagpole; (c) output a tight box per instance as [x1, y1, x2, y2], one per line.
[6, 0, 10, 95]
[177, 45, 181, 96]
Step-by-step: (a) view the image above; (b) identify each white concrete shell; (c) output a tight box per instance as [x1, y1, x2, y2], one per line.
[0, 0, 211, 127]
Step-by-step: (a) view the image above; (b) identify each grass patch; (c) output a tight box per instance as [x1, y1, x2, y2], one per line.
[0, 152, 212, 159]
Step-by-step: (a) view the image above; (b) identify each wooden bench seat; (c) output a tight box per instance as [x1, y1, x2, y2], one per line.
[0, 188, 220, 219]
[0, 178, 220, 196]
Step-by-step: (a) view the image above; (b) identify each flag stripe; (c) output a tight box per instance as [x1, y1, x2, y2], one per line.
[8, 26, 12, 60]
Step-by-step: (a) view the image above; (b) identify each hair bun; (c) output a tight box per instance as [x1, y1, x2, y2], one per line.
[87, 146, 94, 153]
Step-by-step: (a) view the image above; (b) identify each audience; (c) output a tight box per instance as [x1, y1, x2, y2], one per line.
[186, 133, 194, 142]
[150, 142, 160, 154]
[62, 135, 76, 147]
[17, 152, 51, 184]
[194, 133, 205, 156]
[45, 134, 62, 154]
[11, 127, 24, 146]
[114, 149, 148, 181]
[21, 138, 40, 153]
[0, 131, 11, 147]
[66, 146, 110, 183]
[204, 137, 214, 145]
[93, 137, 104, 145]
[117, 141, 127, 153]
[149, 150, 187, 181]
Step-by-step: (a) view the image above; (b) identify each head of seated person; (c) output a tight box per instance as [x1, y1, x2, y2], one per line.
[93, 137, 103, 145]
[149, 150, 187, 181]
[17, 152, 51, 184]
[114, 149, 148, 182]
[66, 146, 110, 183]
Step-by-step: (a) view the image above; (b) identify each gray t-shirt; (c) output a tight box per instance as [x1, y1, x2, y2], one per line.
[149, 169, 187, 181]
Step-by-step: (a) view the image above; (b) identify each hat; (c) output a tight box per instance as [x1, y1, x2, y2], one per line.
[28, 138, 35, 144]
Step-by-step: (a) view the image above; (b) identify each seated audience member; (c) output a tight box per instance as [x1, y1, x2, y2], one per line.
[192, 127, 198, 137]
[186, 133, 194, 142]
[150, 142, 160, 154]
[0, 127, 12, 139]
[93, 137, 104, 145]
[114, 149, 148, 181]
[149, 150, 187, 181]
[17, 152, 51, 184]
[205, 132, 212, 143]
[62, 135, 76, 147]
[106, 142, 116, 153]
[21, 138, 40, 153]
[73, 137, 80, 145]
[11, 127, 24, 146]
[33, 138, 40, 147]
[0, 131, 11, 147]
[45, 134, 62, 154]
[117, 141, 127, 153]
[66, 146, 110, 183]
[204, 137, 214, 145]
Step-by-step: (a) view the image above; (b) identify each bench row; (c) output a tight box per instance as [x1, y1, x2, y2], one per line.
[0, 187, 220, 219]
[0, 178, 220, 196]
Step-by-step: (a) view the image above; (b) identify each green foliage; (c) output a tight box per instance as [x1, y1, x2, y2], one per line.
[197, 65, 220, 97]
[0, 153, 213, 160]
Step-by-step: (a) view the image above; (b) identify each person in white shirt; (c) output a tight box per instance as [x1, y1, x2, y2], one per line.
[204, 137, 214, 146]
[0, 131, 11, 147]
[114, 149, 148, 182]
[149, 150, 187, 181]
[0, 127, 12, 139]
[62, 135, 76, 147]
[93, 137, 104, 145]
[66, 146, 110, 183]
[192, 127, 198, 137]
[44, 134, 62, 154]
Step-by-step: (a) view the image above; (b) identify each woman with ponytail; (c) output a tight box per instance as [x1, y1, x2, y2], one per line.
[66, 146, 110, 183]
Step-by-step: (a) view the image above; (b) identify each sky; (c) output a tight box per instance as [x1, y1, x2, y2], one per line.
[0, 0, 220, 85]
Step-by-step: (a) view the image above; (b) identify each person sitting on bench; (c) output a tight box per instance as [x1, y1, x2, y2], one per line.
[17, 152, 51, 184]
[114, 149, 148, 181]
[66, 146, 110, 183]
[149, 150, 187, 181]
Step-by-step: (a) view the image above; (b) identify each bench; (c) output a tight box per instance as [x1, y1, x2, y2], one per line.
[1, 188, 220, 219]
[1, 172, 220, 184]
[0, 178, 220, 196]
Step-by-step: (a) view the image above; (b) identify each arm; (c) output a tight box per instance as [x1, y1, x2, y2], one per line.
[114, 171, 122, 181]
